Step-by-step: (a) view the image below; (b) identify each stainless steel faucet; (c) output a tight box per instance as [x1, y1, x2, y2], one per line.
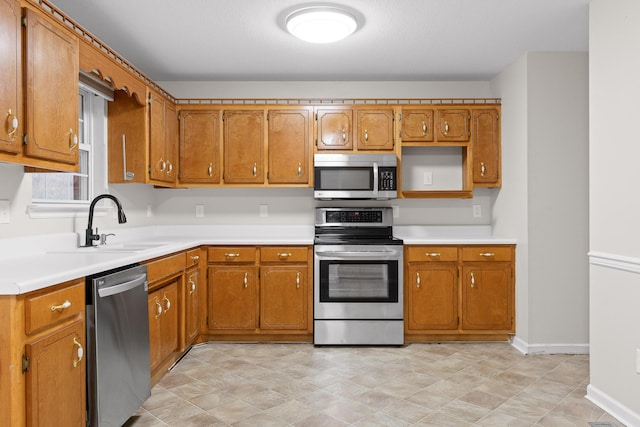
[84, 194, 127, 247]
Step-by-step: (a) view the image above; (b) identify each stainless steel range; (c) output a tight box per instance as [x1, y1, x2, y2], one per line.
[314, 207, 404, 345]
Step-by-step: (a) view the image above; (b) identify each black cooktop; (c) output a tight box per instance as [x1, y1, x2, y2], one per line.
[314, 236, 404, 245]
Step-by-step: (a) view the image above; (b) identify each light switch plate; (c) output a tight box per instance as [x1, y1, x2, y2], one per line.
[0, 200, 10, 224]
[259, 204, 268, 218]
[472, 204, 482, 218]
[195, 204, 205, 218]
[423, 172, 433, 186]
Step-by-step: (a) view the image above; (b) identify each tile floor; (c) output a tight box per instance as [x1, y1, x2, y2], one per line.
[125, 342, 626, 426]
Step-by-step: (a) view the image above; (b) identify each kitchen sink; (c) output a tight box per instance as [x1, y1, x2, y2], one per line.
[48, 241, 173, 254]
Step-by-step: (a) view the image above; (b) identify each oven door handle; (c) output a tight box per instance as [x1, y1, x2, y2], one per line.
[315, 250, 399, 258]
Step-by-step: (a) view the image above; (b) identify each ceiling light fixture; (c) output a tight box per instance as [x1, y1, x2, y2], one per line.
[286, 6, 358, 44]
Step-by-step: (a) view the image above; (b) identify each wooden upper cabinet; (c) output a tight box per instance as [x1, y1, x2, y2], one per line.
[316, 108, 353, 150]
[267, 108, 311, 184]
[436, 109, 470, 142]
[23, 8, 79, 165]
[355, 109, 394, 150]
[148, 92, 178, 184]
[223, 110, 264, 184]
[0, 0, 21, 154]
[179, 110, 221, 184]
[400, 109, 434, 143]
[472, 107, 501, 187]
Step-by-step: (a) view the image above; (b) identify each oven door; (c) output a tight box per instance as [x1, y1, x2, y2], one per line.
[314, 244, 403, 320]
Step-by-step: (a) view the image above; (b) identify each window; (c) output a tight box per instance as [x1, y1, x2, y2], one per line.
[30, 83, 109, 215]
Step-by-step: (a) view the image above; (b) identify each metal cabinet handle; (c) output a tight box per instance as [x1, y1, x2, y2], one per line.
[166, 160, 173, 174]
[277, 252, 292, 258]
[72, 337, 84, 368]
[364, 129, 369, 141]
[444, 122, 450, 134]
[6, 109, 18, 138]
[208, 162, 213, 177]
[470, 272, 476, 288]
[426, 252, 441, 258]
[224, 253, 240, 258]
[342, 129, 347, 141]
[154, 298, 162, 319]
[297, 162, 302, 177]
[243, 272, 248, 288]
[296, 272, 300, 289]
[479, 252, 495, 257]
[189, 278, 196, 295]
[163, 295, 171, 312]
[68, 129, 78, 151]
[480, 162, 486, 176]
[157, 158, 166, 172]
[416, 272, 421, 288]
[252, 162, 257, 177]
[51, 300, 71, 312]
[422, 121, 427, 135]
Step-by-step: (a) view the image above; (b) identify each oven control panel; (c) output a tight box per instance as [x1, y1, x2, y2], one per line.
[326, 210, 383, 224]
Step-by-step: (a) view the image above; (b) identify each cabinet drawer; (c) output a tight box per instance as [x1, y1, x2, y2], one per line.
[208, 247, 257, 263]
[260, 247, 308, 263]
[461, 246, 513, 262]
[25, 280, 84, 335]
[406, 246, 458, 262]
[186, 248, 202, 268]
[146, 252, 187, 283]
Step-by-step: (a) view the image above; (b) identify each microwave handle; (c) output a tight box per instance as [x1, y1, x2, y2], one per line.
[372, 162, 379, 198]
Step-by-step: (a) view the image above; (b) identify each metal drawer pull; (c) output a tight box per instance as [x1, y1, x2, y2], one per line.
[277, 252, 292, 258]
[426, 252, 441, 258]
[225, 253, 240, 258]
[51, 300, 71, 312]
[479, 252, 495, 257]
[444, 122, 450, 134]
[296, 272, 300, 288]
[243, 272, 248, 288]
[470, 272, 476, 288]
[72, 337, 83, 368]
[416, 272, 421, 288]
[154, 298, 162, 319]
[191, 255, 200, 262]
[422, 121, 427, 134]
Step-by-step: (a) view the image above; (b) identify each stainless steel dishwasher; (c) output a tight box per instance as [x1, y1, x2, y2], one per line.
[86, 263, 150, 427]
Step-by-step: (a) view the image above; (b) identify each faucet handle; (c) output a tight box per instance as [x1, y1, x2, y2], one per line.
[100, 233, 116, 245]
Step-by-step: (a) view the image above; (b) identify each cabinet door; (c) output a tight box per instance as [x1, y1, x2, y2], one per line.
[401, 109, 434, 143]
[268, 109, 310, 184]
[0, 0, 21, 154]
[164, 102, 178, 184]
[147, 290, 163, 371]
[472, 108, 501, 186]
[356, 109, 394, 150]
[223, 110, 264, 183]
[406, 264, 458, 331]
[160, 283, 179, 358]
[261, 266, 308, 330]
[184, 267, 199, 346]
[179, 110, 221, 184]
[316, 108, 353, 150]
[436, 109, 470, 142]
[148, 93, 166, 182]
[461, 264, 513, 331]
[23, 9, 79, 164]
[24, 318, 86, 427]
[208, 266, 258, 330]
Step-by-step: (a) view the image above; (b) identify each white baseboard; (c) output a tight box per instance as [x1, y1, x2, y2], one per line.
[511, 335, 589, 355]
[587, 384, 640, 427]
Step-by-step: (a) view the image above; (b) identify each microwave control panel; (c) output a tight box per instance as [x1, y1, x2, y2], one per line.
[379, 167, 397, 190]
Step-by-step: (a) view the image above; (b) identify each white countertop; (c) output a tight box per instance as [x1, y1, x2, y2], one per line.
[0, 225, 515, 295]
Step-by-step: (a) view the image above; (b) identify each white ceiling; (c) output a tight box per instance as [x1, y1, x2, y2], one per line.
[49, 0, 589, 82]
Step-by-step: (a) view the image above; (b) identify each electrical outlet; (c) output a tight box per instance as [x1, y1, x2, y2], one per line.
[146, 203, 152, 217]
[472, 204, 482, 218]
[259, 204, 268, 218]
[423, 172, 433, 186]
[195, 204, 205, 218]
[0, 200, 10, 224]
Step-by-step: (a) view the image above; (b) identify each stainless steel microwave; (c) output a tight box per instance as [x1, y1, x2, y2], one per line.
[313, 153, 398, 200]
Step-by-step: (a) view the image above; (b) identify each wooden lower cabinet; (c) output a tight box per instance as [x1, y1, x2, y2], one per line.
[405, 244, 515, 341]
[148, 281, 179, 373]
[205, 246, 312, 341]
[183, 265, 200, 347]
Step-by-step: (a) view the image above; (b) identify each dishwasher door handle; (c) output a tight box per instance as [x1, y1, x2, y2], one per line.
[98, 274, 147, 298]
